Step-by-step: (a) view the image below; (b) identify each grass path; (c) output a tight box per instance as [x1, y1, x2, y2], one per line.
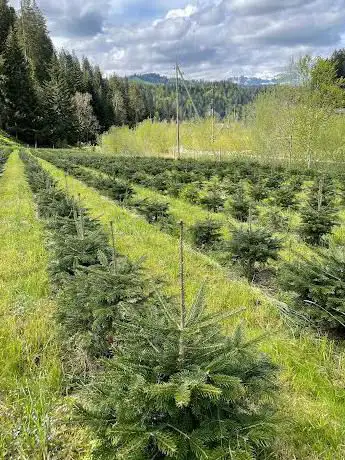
[82, 164, 321, 269]
[39, 154, 345, 459]
[0, 152, 87, 459]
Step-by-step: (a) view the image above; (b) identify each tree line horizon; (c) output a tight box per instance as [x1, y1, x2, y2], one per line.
[1, 0, 345, 151]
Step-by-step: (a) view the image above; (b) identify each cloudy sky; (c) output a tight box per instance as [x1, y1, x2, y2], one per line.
[9, 0, 345, 79]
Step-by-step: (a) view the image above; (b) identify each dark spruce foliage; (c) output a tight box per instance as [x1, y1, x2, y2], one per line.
[300, 177, 338, 246]
[190, 219, 223, 249]
[58, 252, 147, 358]
[229, 186, 255, 222]
[300, 206, 338, 246]
[228, 226, 281, 281]
[131, 198, 171, 224]
[279, 248, 345, 330]
[272, 183, 298, 209]
[50, 213, 112, 278]
[80, 288, 278, 459]
[250, 179, 269, 202]
[199, 191, 225, 212]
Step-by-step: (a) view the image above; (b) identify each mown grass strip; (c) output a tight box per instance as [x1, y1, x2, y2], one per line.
[0, 151, 61, 457]
[39, 153, 345, 459]
[0, 152, 87, 459]
[82, 164, 321, 268]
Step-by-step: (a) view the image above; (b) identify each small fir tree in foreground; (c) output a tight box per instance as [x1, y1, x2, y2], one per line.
[279, 247, 345, 330]
[190, 219, 223, 249]
[80, 294, 278, 459]
[228, 186, 255, 222]
[79, 225, 278, 459]
[300, 177, 338, 246]
[228, 226, 281, 281]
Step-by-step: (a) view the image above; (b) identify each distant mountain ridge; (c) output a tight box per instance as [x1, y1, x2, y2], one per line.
[128, 73, 277, 86]
[228, 76, 278, 86]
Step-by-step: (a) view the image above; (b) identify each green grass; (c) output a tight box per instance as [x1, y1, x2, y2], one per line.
[0, 130, 17, 147]
[82, 164, 326, 269]
[80, 165, 231, 234]
[38, 153, 345, 459]
[0, 152, 88, 459]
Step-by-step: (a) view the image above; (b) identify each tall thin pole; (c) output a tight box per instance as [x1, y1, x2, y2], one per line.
[177, 65, 200, 119]
[179, 220, 186, 328]
[110, 221, 117, 272]
[175, 63, 180, 160]
[178, 220, 186, 365]
[211, 84, 215, 144]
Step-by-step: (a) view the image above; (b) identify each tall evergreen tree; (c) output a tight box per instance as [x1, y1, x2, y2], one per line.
[1, 27, 36, 139]
[40, 55, 76, 145]
[0, 0, 16, 54]
[58, 50, 84, 94]
[17, 0, 54, 83]
[128, 82, 146, 125]
[331, 49, 345, 80]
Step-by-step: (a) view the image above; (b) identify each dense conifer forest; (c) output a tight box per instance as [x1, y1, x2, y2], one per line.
[0, 0, 260, 146]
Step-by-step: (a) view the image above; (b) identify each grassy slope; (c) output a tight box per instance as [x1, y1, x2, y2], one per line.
[0, 152, 87, 458]
[0, 131, 17, 147]
[39, 154, 345, 459]
[112, 171, 336, 264]
[82, 164, 319, 266]
[79, 165, 231, 235]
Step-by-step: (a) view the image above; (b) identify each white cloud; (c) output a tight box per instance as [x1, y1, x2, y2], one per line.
[8, 0, 345, 79]
[166, 4, 198, 19]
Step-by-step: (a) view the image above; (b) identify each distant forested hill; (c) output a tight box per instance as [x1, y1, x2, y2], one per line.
[127, 73, 263, 119]
[128, 73, 170, 85]
[139, 80, 261, 120]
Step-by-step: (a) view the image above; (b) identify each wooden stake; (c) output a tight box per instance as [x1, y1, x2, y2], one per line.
[289, 134, 293, 168]
[110, 221, 117, 271]
[212, 84, 215, 144]
[318, 177, 324, 211]
[179, 220, 186, 328]
[178, 220, 186, 365]
[175, 63, 180, 160]
[64, 172, 69, 196]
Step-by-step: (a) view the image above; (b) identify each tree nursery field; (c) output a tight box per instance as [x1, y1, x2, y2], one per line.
[2, 1, 345, 458]
[2, 140, 345, 459]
